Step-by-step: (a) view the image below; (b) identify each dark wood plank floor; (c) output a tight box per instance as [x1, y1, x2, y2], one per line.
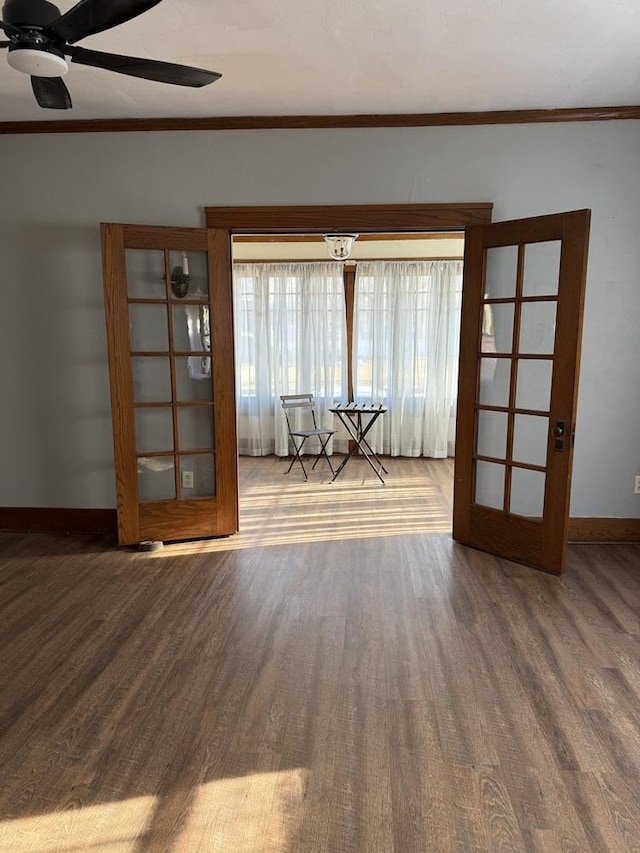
[0, 458, 639, 852]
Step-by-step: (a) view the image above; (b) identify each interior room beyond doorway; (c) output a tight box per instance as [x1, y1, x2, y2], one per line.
[231, 231, 464, 533]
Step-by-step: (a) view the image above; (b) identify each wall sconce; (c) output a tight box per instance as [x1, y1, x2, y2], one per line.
[171, 253, 191, 298]
[323, 233, 359, 261]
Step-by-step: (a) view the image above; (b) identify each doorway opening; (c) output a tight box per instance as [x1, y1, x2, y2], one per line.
[230, 229, 465, 542]
[203, 202, 493, 548]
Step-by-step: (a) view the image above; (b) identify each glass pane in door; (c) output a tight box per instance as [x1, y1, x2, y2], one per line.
[179, 454, 216, 497]
[515, 359, 552, 412]
[484, 246, 518, 298]
[175, 357, 213, 401]
[126, 249, 166, 299]
[478, 358, 511, 408]
[522, 241, 561, 297]
[519, 301, 557, 354]
[477, 410, 508, 459]
[132, 357, 172, 403]
[138, 456, 176, 502]
[510, 468, 545, 519]
[129, 304, 169, 352]
[481, 303, 514, 353]
[172, 304, 211, 352]
[512, 415, 549, 468]
[169, 250, 209, 300]
[474, 460, 505, 510]
[177, 407, 214, 450]
[135, 408, 174, 454]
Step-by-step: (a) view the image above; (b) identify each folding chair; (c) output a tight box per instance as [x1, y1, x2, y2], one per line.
[280, 394, 336, 480]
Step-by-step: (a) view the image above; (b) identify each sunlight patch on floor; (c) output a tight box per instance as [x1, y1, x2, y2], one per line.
[0, 770, 309, 853]
[173, 769, 309, 852]
[152, 464, 452, 556]
[0, 795, 156, 852]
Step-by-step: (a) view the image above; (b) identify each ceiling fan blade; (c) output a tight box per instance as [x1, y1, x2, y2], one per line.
[31, 75, 72, 109]
[45, 0, 163, 45]
[0, 19, 21, 37]
[67, 46, 221, 87]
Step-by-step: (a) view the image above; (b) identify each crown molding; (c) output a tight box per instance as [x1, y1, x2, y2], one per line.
[0, 105, 639, 135]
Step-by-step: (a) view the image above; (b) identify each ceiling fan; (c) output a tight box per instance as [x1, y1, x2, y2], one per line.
[0, 0, 221, 109]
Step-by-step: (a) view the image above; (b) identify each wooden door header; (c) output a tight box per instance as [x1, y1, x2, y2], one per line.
[205, 203, 493, 233]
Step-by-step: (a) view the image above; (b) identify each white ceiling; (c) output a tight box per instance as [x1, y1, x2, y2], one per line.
[0, 0, 639, 122]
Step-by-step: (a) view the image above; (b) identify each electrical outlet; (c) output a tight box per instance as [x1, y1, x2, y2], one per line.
[634, 475, 640, 495]
[182, 470, 194, 489]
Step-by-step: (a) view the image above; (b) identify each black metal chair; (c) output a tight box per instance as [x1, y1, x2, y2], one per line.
[280, 394, 336, 480]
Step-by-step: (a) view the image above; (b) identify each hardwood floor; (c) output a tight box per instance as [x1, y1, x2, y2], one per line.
[0, 457, 639, 852]
[201, 455, 453, 552]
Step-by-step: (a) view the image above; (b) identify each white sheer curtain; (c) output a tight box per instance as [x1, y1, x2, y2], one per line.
[234, 262, 347, 456]
[354, 260, 463, 458]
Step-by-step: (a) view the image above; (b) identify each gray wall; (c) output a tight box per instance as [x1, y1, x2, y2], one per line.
[0, 122, 638, 516]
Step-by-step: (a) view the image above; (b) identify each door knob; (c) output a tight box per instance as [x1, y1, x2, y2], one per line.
[552, 420, 566, 451]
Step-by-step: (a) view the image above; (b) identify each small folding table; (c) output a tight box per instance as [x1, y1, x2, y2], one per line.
[329, 402, 388, 484]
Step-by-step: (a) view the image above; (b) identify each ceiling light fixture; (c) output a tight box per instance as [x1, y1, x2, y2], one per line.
[323, 233, 358, 261]
[7, 46, 68, 76]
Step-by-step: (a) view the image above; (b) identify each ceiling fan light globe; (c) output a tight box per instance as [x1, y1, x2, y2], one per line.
[7, 47, 68, 76]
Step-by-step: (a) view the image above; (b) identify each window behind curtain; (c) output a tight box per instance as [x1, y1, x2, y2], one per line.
[234, 262, 347, 456]
[354, 260, 463, 458]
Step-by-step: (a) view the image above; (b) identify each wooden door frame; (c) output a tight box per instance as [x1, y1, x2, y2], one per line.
[205, 201, 493, 405]
[205, 201, 493, 520]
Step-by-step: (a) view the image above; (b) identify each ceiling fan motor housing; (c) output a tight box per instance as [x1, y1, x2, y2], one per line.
[3, 0, 69, 76]
[2, 0, 60, 28]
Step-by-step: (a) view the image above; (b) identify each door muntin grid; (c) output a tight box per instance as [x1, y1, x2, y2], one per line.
[125, 248, 216, 502]
[473, 241, 561, 519]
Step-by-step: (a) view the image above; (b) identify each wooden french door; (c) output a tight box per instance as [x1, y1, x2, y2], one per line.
[101, 224, 238, 545]
[453, 210, 591, 573]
